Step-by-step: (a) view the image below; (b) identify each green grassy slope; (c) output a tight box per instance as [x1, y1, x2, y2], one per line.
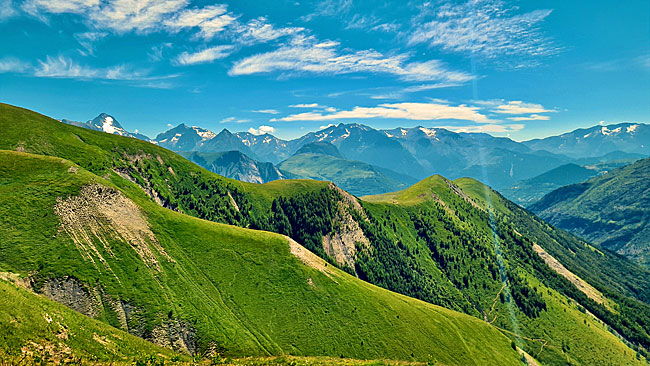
[278, 153, 416, 196]
[2, 103, 649, 365]
[0, 150, 521, 365]
[362, 176, 650, 365]
[530, 158, 650, 267]
[0, 278, 183, 364]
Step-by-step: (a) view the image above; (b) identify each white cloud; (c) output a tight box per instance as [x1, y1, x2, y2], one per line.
[0, 57, 29, 73]
[252, 109, 280, 114]
[74, 31, 107, 56]
[32, 55, 178, 88]
[174, 45, 234, 66]
[164, 4, 235, 39]
[507, 114, 550, 121]
[439, 124, 525, 133]
[408, 0, 558, 61]
[273, 101, 490, 123]
[219, 116, 250, 124]
[233, 17, 303, 44]
[229, 35, 473, 83]
[289, 103, 322, 108]
[493, 101, 555, 115]
[22, 0, 99, 17]
[35, 55, 101, 78]
[23, 0, 235, 38]
[0, 0, 17, 19]
[167, 123, 174, 128]
[148, 43, 173, 62]
[247, 125, 275, 135]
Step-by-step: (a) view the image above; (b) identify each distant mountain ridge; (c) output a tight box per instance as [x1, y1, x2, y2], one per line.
[523, 122, 650, 158]
[180, 150, 286, 184]
[151, 121, 649, 188]
[62, 113, 151, 140]
[278, 142, 416, 196]
[64, 115, 650, 190]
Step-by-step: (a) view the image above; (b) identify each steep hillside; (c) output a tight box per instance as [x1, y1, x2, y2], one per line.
[2, 103, 650, 365]
[180, 151, 286, 184]
[0, 150, 522, 365]
[0, 278, 182, 364]
[530, 158, 650, 267]
[362, 176, 650, 365]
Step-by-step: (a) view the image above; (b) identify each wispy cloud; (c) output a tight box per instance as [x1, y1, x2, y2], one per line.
[233, 17, 303, 44]
[369, 82, 463, 99]
[492, 101, 555, 115]
[0, 0, 17, 19]
[164, 4, 235, 39]
[229, 35, 473, 83]
[583, 54, 650, 72]
[252, 109, 280, 114]
[439, 123, 525, 133]
[408, 0, 558, 63]
[219, 116, 251, 123]
[248, 125, 275, 135]
[272, 101, 489, 123]
[148, 43, 173, 62]
[174, 45, 234, 66]
[289, 103, 322, 108]
[32, 55, 178, 88]
[0, 57, 29, 73]
[507, 114, 550, 121]
[74, 31, 107, 56]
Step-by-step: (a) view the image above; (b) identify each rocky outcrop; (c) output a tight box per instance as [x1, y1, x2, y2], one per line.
[40, 277, 102, 318]
[322, 183, 370, 271]
[150, 319, 197, 355]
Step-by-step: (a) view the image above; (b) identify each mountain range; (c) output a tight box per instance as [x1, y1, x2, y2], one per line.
[5, 103, 650, 365]
[150, 120, 650, 190]
[62, 115, 650, 197]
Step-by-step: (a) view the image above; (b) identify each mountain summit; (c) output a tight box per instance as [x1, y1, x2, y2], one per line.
[62, 113, 151, 140]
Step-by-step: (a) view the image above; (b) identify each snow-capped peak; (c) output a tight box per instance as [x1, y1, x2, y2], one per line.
[102, 115, 119, 134]
[192, 126, 216, 140]
[627, 124, 639, 134]
[419, 127, 438, 139]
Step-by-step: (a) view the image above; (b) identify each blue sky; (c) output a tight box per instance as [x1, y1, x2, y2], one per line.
[0, 0, 648, 140]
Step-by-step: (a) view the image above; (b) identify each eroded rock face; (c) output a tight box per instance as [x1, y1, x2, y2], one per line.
[322, 183, 370, 271]
[38, 276, 198, 354]
[41, 277, 102, 318]
[150, 319, 197, 355]
[53, 184, 173, 272]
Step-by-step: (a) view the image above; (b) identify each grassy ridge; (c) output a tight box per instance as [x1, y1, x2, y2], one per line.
[0, 150, 521, 365]
[361, 176, 648, 365]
